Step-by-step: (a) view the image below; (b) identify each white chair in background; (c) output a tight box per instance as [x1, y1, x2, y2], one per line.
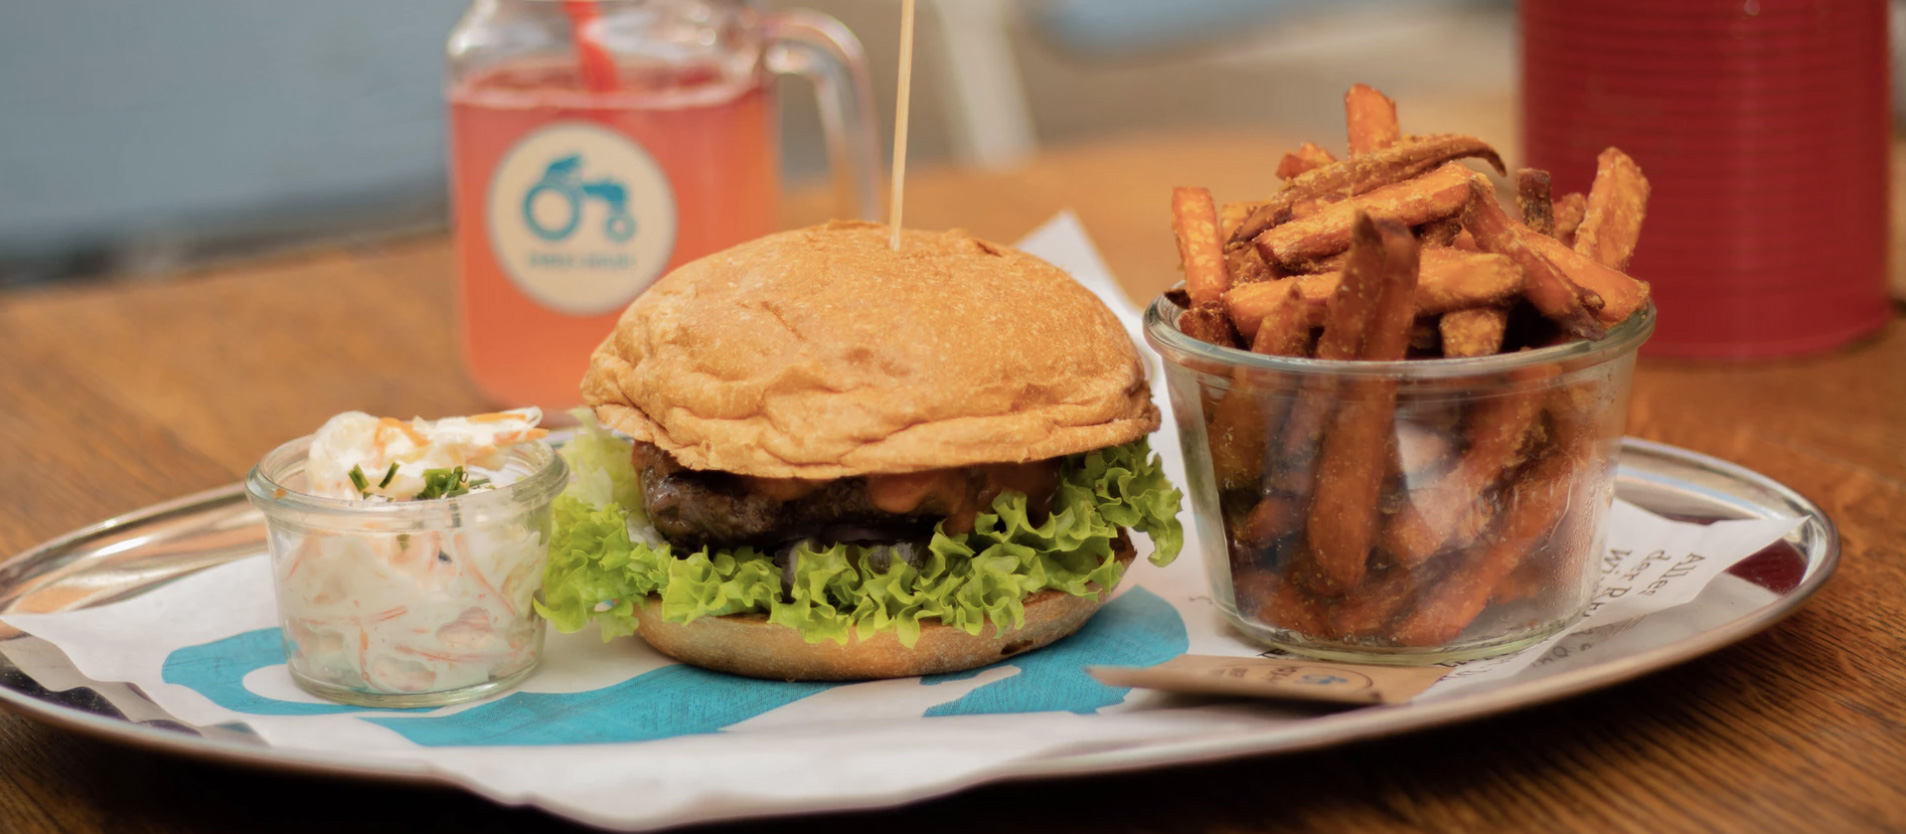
[920, 0, 1318, 169]
[924, 0, 1038, 169]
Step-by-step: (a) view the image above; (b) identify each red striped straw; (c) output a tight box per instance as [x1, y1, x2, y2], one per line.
[562, 1, 620, 93]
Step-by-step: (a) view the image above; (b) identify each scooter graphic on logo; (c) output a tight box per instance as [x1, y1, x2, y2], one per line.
[522, 154, 635, 243]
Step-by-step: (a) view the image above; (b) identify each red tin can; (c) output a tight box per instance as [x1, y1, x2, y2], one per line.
[1521, 0, 1891, 359]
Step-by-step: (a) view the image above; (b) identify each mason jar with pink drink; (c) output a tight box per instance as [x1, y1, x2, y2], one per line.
[448, 0, 880, 412]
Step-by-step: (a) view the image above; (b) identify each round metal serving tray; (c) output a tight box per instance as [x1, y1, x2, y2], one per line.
[0, 438, 1838, 809]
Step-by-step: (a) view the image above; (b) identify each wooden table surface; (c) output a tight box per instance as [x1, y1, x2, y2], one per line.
[2, 129, 1904, 833]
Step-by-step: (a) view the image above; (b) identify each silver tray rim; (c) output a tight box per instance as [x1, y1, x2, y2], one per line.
[0, 437, 1840, 815]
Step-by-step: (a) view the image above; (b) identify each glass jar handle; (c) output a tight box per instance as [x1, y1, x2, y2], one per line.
[764, 11, 882, 222]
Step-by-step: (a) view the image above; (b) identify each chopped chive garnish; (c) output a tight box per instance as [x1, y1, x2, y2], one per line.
[347, 465, 370, 496]
[414, 466, 472, 500]
[377, 462, 398, 489]
[445, 466, 471, 498]
[468, 477, 492, 490]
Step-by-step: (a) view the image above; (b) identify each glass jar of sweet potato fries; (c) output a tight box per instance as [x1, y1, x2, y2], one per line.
[1146, 296, 1654, 663]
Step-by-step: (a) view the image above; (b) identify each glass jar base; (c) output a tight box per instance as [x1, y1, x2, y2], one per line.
[289, 661, 539, 709]
[1226, 615, 1577, 666]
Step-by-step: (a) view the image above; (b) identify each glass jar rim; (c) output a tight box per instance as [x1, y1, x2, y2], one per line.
[1143, 293, 1656, 379]
[244, 435, 569, 519]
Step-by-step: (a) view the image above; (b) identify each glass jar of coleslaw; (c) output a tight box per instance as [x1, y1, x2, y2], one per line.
[245, 411, 568, 708]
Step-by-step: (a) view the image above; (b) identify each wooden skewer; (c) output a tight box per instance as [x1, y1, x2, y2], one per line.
[889, 0, 917, 250]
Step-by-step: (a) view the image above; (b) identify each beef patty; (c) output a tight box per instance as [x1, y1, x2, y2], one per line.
[633, 442, 1063, 551]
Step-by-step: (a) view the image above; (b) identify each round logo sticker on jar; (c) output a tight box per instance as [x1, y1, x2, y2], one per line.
[485, 121, 678, 316]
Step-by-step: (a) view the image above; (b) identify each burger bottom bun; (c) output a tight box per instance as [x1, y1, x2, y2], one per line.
[631, 535, 1137, 681]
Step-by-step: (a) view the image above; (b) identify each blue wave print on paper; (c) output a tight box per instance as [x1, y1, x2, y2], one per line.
[375, 586, 1187, 744]
[921, 585, 1187, 717]
[367, 665, 839, 746]
[156, 586, 1188, 745]
[160, 628, 362, 716]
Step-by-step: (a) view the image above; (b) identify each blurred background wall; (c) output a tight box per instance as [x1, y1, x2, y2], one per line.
[0, 1, 466, 285]
[0, 0, 1533, 287]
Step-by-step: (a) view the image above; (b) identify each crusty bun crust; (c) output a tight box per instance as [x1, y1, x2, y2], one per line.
[583, 221, 1159, 479]
[633, 539, 1137, 681]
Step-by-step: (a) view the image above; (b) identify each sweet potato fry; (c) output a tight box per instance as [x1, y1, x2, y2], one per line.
[1267, 246, 1518, 318]
[1266, 378, 1333, 498]
[1488, 553, 1548, 605]
[1207, 284, 1310, 491]
[1234, 568, 1334, 637]
[1259, 214, 1404, 501]
[1415, 248, 1521, 314]
[1208, 391, 1276, 494]
[1439, 307, 1509, 357]
[1173, 187, 1230, 306]
[1516, 168, 1554, 237]
[1544, 377, 1609, 462]
[1176, 300, 1238, 348]
[1361, 242, 1421, 353]
[1235, 493, 1303, 548]
[1385, 365, 1556, 566]
[1461, 177, 1607, 340]
[1491, 487, 1595, 605]
[1255, 162, 1472, 266]
[1391, 448, 1579, 646]
[1306, 215, 1419, 593]
[1552, 192, 1587, 246]
[1289, 196, 1340, 220]
[1419, 216, 1462, 247]
[1228, 135, 1506, 245]
[1235, 253, 1501, 333]
[1223, 280, 1326, 342]
[1311, 217, 1393, 362]
[1209, 406, 1275, 494]
[1525, 232, 1650, 325]
[1575, 148, 1650, 271]
[1330, 561, 1441, 638]
[1409, 317, 1440, 353]
[1249, 283, 1315, 357]
[1277, 141, 1337, 180]
[1278, 546, 1342, 599]
[1278, 274, 1335, 307]
[1345, 83, 1401, 155]
[1285, 251, 1350, 275]
[1220, 201, 1256, 242]
[1226, 243, 1278, 286]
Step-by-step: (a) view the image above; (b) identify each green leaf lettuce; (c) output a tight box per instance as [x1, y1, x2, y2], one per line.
[536, 415, 1183, 648]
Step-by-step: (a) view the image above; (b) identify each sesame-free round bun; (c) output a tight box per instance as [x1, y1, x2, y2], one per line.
[582, 221, 1159, 479]
[632, 539, 1136, 681]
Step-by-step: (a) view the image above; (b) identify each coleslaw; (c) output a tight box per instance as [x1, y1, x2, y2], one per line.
[248, 409, 566, 706]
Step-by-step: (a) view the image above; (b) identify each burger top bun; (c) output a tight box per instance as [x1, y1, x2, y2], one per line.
[582, 220, 1159, 479]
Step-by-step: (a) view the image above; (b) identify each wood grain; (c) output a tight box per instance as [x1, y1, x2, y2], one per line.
[1, 127, 1903, 833]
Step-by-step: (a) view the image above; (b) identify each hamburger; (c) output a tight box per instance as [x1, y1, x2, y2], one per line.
[536, 221, 1183, 681]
